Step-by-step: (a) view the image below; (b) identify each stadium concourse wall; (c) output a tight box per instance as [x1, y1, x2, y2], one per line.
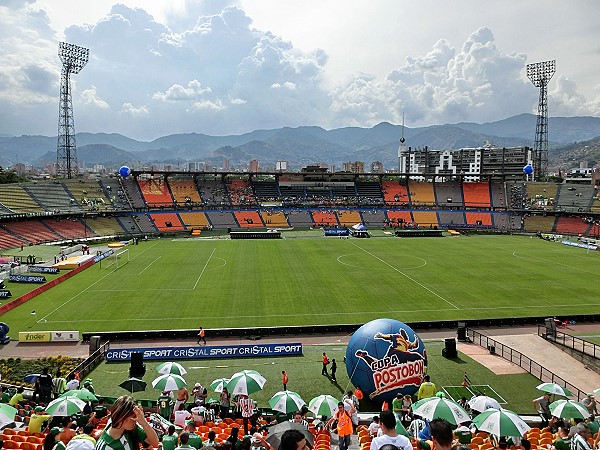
[80, 313, 600, 343]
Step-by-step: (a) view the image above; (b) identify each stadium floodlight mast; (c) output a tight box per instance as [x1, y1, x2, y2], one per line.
[57, 42, 89, 179]
[527, 59, 555, 181]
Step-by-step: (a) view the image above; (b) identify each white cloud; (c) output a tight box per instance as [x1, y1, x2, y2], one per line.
[121, 102, 149, 116]
[80, 85, 109, 109]
[153, 80, 212, 102]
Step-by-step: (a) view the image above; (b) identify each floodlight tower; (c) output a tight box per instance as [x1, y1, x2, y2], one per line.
[527, 60, 555, 180]
[57, 42, 89, 179]
[397, 113, 406, 173]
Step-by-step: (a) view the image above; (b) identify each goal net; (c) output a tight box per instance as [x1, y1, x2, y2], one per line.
[103, 248, 130, 270]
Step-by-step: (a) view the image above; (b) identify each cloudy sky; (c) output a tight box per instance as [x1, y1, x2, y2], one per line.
[1, 0, 599, 141]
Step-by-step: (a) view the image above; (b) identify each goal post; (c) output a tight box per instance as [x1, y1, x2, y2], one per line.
[103, 248, 130, 270]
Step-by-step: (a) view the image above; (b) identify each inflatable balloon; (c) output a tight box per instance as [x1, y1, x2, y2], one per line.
[523, 164, 533, 175]
[0, 322, 10, 345]
[345, 318, 427, 403]
[119, 166, 131, 177]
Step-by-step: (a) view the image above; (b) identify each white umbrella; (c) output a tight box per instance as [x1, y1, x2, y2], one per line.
[536, 383, 572, 397]
[156, 361, 188, 376]
[0, 404, 17, 426]
[227, 370, 266, 396]
[549, 400, 589, 419]
[308, 395, 339, 418]
[472, 408, 530, 437]
[412, 397, 470, 425]
[468, 395, 501, 412]
[46, 397, 87, 416]
[152, 374, 187, 392]
[210, 378, 230, 393]
[269, 391, 306, 414]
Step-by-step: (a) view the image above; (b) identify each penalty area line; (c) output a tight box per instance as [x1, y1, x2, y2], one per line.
[193, 248, 216, 290]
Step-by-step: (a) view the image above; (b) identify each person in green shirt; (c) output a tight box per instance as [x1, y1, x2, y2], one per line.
[161, 425, 178, 450]
[392, 393, 403, 420]
[94, 398, 108, 419]
[185, 420, 203, 449]
[0, 386, 11, 403]
[552, 427, 571, 450]
[175, 432, 194, 450]
[44, 427, 67, 450]
[28, 406, 51, 433]
[9, 387, 24, 406]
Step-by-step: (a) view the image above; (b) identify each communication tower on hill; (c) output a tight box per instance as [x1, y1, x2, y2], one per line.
[56, 42, 89, 179]
[527, 59, 555, 180]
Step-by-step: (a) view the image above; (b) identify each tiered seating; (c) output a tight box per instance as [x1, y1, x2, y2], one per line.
[205, 211, 237, 229]
[465, 212, 493, 226]
[434, 182, 463, 207]
[138, 178, 174, 207]
[506, 182, 527, 210]
[493, 212, 522, 231]
[305, 188, 332, 206]
[312, 210, 338, 226]
[356, 425, 371, 450]
[0, 227, 27, 249]
[336, 210, 362, 226]
[331, 184, 357, 206]
[437, 211, 465, 227]
[62, 179, 112, 211]
[0, 185, 43, 214]
[252, 181, 281, 201]
[121, 178, 146, 209]
[133, 214, 158, 234]
[412, 211, 438, 227]
[280, 185, 306, 206]
[117, 216, 142, 234]
[490, 181, 507, 209]
[26, 183, 83, 213]
[99, 178, 132, 211]
[592, 195, 600, 213]
[554, 216, 591, 235]
[361, 210, 387, 227]
[226, 179, 257, 206]
[85, 216, 126, 236]
[44, 218, 90, 240]
[463, 182, 491, 208]
[178, 212, 211, 230]
[555, 184, 595, 212]
[168, 179, 202, 205]
[4, 220, 62, 244]
[150, 213, 185, 231]
[198, 179, 229, 207]
[525, 182, 558, 211]
[382, 181, 409, 206]
[234, 211, 264, 228]
[286, 210, 313, 227]
[386, 211, 413, 227]
[408, 182, 435, 206]
[355, 182, 384, 206]
[523, 215, 555, 233]
[260, 211, 289, 227]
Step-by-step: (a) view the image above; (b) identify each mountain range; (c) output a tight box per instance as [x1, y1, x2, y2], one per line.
[1, 113, 599, 171]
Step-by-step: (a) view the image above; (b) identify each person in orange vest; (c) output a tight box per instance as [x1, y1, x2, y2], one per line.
[326, 402, 354, 450]
[197, 327, 206, 345]
[321, 353, 329, 376]
[282, 371, 288, 391]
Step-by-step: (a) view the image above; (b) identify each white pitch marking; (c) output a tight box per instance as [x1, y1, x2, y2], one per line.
[193, 248, 216, 290]
[138, 256, 161, 275]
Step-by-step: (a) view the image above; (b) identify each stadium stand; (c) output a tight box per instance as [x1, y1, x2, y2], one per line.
[525, 182, 558, 211]
[493, 212, 522, 231]
[434, 182, 464, 208]
[138, 178, 174, 207]
[489, 181, 507, 209]
[286, 210, 313, 227]
[0, 185, 43, 214]
[178, 211, 211, 230]
[592, 194, 600, 213]
[412, 211, 439, 227]
[555, 184, 595, 212]
[506, 181, 527, 210]
[355, 181, 384, 206]
[44, 218, 90, 240]
[133, 214, 158, 234]
[226, 179, 257, 206]
[150, 213, 185, 232]
[336, 210, 362, 226]
[252, 181, 281, 201]
[205, 211, 237, 229]
[3, 220, 62, 244]
[85, 216, 126, 236]
[361, 210, 386, 227]
[99, 177, 132, 211]
[437, 211, 466, 227]
[463, 182, 492, 208]
[260, 210, 290, 227]
[382, 181, 409, 206]
[465, 212, 493, 226]
[198, 178, 229, 207]
[62, 179, 112, 212]
[280, 185, 306, 206]
[169, 178, 202, 205]
[311, 210, 339, 226]
[523, 215, 555, 233]
[408, 181, 436, 206]
[386, 210, 413, 227]
[233, 211, 264, 228]
[121, 178, 146, 209]
[26, 182, 83, 213]
[330, 184, 357, 206]
[554, 216, 591, 235]
[0, 226, 27, 249]
[117, 215, 142, 235]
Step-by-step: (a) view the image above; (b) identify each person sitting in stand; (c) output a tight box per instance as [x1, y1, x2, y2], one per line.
[44, 427, 66, 450]
[161, 425, 178, 450]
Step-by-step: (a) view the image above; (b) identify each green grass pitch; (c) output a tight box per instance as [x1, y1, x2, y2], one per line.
[2, 234, 599, 333]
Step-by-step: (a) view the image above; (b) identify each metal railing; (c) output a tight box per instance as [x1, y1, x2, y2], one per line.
[69, 340, 110, 380]
[538, 325, 600, 359]
[467, 328, 586, 401]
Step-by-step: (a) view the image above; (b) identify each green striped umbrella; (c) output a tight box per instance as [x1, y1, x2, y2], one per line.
[60, 389, 98, 402]
[269, 391, 305, 414]
[46, 397, 87, 416]
[152, 374, 187, 392]
[412, 397, 470, 425]
[227, 370, 266, 396]
[308, 395, 339, 418]
[549, 400, 589, 419]
[0, 404, 17, 425]
[472, 408, 530, 437]
[156, 361, 188, 376]
[536, 383, 572, 397]
[210, 378, 230, 393]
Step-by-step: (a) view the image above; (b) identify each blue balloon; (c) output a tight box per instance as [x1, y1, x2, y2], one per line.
[523, 164, 533, 175]
[345, 318, 427, 403]
[119, 166, 131, 177]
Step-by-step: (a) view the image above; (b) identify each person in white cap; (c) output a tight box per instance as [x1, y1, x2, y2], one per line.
[191, 383, 207, 407]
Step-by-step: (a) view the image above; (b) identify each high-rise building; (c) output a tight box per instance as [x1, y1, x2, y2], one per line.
[370, 161, 384, 173]
[249, 159, 259, 172]
[342, 161, 364, 173]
